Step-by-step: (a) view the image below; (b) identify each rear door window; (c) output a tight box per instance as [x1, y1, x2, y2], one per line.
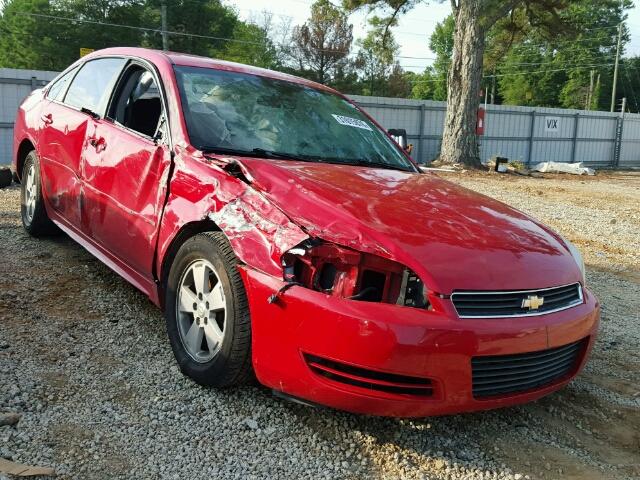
[64, 58, 126, 113]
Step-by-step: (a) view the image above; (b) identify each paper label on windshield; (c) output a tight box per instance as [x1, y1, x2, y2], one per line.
[332, 114, 372, 131]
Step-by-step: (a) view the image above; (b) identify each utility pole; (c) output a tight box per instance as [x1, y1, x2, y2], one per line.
[161, 1, 169, 51]
[587, 69, 595, 110]
[610, 1, 624, 112]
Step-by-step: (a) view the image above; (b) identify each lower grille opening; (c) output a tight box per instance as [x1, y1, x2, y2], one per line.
[472, 339, 585, 398]
[303, 353, 433, 396]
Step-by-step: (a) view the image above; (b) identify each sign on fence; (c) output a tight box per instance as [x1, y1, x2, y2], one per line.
[544, 116, 560, 133]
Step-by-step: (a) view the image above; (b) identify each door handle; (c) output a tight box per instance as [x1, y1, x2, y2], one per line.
[88, 136, 107, 153]
[41, 113, 53, 125]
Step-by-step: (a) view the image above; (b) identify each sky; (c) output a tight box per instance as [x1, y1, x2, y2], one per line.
[226, 0, 640, 73]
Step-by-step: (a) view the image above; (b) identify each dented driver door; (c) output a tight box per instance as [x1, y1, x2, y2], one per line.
[80, 117, 172, 279]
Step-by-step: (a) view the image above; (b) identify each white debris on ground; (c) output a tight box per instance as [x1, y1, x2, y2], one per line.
[1, 172, 639, 479]
[532, 161, 595, 176]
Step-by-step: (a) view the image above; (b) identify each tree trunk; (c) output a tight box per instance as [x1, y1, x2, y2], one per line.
[440, 0, 485, 168]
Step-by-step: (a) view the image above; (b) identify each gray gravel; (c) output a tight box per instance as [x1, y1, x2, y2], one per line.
[1, 173, 639, 480]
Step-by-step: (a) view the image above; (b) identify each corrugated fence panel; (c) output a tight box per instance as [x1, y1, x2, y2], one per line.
[0, 68, 57, 165]
[2, 69, 640, 167]
[620, 118, 640, 166]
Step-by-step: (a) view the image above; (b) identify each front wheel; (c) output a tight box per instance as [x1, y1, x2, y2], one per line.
[164, 232, 252, 387]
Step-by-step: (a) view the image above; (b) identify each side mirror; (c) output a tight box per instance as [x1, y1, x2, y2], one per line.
[388, 129, 412, 155]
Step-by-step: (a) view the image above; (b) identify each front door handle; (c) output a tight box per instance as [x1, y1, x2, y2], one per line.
[41, 113, 53, 125]
[88, 136, 107, 153]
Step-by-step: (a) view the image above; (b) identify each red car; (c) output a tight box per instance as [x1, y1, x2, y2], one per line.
[12, 48, 599, 417]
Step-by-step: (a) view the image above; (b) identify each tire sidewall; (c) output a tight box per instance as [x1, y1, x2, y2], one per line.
[165, 235, 242, 386]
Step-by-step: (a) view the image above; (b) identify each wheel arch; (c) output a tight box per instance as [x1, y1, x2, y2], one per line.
[158, 218, 222, 310]
[15, 138, 36, 183]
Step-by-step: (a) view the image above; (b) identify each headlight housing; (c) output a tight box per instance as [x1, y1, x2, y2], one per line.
[563, 237, 586, 285]
[281, 241, 429, 309]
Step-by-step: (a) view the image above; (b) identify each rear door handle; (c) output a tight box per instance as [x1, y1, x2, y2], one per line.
[41, 113, 53, 125]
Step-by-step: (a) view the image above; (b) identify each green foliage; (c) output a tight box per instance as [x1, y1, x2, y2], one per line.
[495, 0, 629, 109]
[0, 0, 147, 70]
[355, 15, 398, 95]
[0, 0, 278, 71]
[222, 21, 278, 69]
[141, 0, 237, 57]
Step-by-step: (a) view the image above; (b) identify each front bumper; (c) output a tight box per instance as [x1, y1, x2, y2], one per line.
[241, 268, 600, 417]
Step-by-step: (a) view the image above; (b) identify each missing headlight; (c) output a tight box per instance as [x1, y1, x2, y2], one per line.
[281, 241, 429, 309]
[397, 269, 429, 308]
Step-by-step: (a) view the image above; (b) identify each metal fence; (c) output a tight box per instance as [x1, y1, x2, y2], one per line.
[1, 68, 639, 168]
[350, 95, 640, 168]
[0, 68, 58, 166]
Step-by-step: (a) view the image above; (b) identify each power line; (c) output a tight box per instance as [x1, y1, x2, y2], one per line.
[13, 11, 265, 46]
[409, 62, 616, 84]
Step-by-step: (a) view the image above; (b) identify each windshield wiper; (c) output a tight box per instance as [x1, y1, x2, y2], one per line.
[341, 158, 415, 172]
[202, 146, 414, 172]
[201, 146, 323, 163]
[201, 146, 255, 157]
[251, 148, 329, 163]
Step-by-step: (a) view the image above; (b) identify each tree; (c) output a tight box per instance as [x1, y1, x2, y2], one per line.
[222, 21, 278, 69]
[291, 0, 353, 84]
[142, 0, 237, 57]
[354, 16, 398, 95]
[344, 0, 583, 168]
[428, 14, 454, 100]
[495, 0, 628, 110]
[0, 0, 147, 70]
[0, 0, 278, 71]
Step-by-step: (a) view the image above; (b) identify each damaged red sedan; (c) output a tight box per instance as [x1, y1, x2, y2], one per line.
[13, 48, 599, 417]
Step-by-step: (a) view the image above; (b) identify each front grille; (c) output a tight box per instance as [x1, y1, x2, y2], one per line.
[451, 283, 582, 318]
[472, 339, 585, 398]
[303, 353, 433, 396]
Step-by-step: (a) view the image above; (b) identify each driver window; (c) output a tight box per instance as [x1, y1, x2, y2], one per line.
[109, 66, 164, 139]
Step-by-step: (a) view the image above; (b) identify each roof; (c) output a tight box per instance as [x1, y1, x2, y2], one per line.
[87, 47, 337, 94]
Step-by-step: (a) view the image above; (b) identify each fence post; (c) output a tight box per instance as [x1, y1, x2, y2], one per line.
[30, 76, 37, 91]
[570, 113, 579, 163]
[527, 111, 536, 165]
[418, 103, 426, 164]
[613, 112, 625, 167]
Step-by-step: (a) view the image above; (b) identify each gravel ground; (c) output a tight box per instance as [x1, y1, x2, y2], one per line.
[1, 171, 639, 480]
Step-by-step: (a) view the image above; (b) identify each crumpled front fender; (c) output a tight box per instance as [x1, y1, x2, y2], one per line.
[156, 151, 309, 281]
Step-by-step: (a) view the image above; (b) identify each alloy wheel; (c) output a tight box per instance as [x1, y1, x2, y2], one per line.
[24, 164, 36, 222]
[176, 259, 226, 363]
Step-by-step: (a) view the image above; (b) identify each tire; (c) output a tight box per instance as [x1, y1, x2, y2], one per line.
[20, 151, 58, 236]
[165, 232, 252, 387]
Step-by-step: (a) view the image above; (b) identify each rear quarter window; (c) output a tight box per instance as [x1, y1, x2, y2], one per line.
[47, 66, 78, 102]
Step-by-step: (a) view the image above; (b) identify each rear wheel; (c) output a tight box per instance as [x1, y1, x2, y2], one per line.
[165, 232, 252, 387]
[20, 151, 57, 236]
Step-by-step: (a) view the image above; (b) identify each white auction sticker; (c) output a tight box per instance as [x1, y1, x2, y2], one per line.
[331, 114, 372, 131]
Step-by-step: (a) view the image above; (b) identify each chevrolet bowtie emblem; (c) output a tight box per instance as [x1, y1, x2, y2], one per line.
[522, 295, 544, 310]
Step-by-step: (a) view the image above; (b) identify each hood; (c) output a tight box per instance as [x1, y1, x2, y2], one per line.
[233, 158, 581, 294]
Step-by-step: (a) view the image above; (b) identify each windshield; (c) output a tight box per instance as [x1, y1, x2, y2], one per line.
[174, 66, 416, 171]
